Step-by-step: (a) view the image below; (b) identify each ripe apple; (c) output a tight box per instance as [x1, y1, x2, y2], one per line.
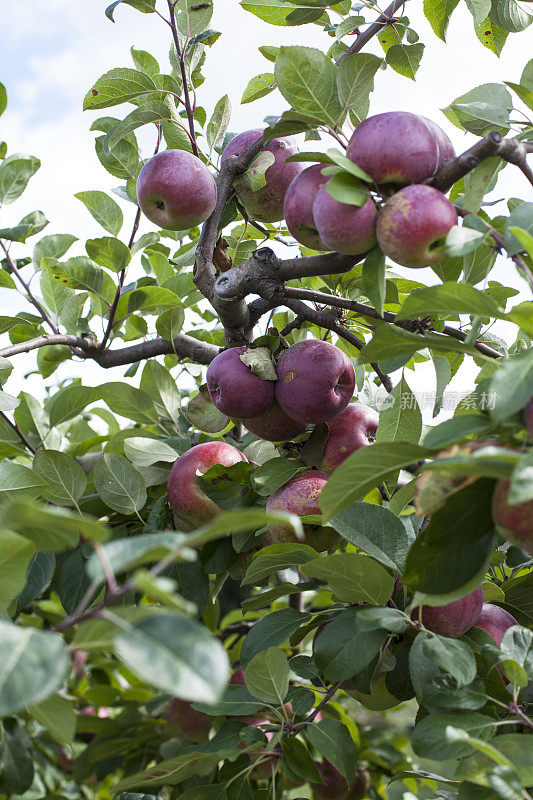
[206, 347, 275, 419]
[283, 164, 330, 250]
[242, 398, 307, 442]
[264, 470, 340, 551]
[524, 397, 533, 440]
[474, 602, 518, 646]
[221, 129, 303, 222]
[313, 190, 377, 255]
[136, 150, 217, 230]
[275, 340, 356, 424]
[412, 585, 483, 638]
[346, 111, 455, 185]
[165, 697, 211, 742]
[319, 403, 379, 474]
[230, 667, 246, 685]
[376, 184, 458, 268]
[311, 760, 371, 800]
[167, 442, 248, 529]
[492, 479, 533, 555]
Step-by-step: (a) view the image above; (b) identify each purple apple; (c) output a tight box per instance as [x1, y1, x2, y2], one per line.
[206, 347, 275, 419]
[313, 190, 377, 255]
[319, 403, 379, 474]
[412, 585, 483, 638]
[242, 398, 307, 442]
[311, 760, 371, 800]
[474, 602, 518, 646]
[283, 164, 330, 250]
[264, 470, 340, 551]
[492, 480, 533, 555]
[167, 442, 248, 529]
[376, 184, 458, 268]
[275, 340, 355, 424]
[346, 111, 455, 185]
[137, 150, 217, 230]
[221, 128, 303, 222]
[165, 698, 211, 742]
[230, 668, 246, 685]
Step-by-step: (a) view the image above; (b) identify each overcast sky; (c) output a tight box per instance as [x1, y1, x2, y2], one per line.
[1, 0, 531, 415]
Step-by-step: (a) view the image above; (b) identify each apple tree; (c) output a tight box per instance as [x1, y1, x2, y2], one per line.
[0, 0, 532, 798]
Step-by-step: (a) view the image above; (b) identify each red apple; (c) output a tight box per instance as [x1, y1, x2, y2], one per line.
[474, 602, 518, 646]
[206, 347, 275, 419]
[346, 112, 455, 186]
[165, 698, 211, 742]
[412, 585, 483, 638]
[311, 760, 371, 800]
[376, 184, 458, 268]
[312, 191, 377, 255]
[275, 340, 355, 424]
[230, 668, 246, 685]
[492, 479, 533, 555]
[264, 470, 340, 551]
[167, 442, 248, 529]
[243, 398, 307, 442]
[319, 403, 379, 474]
[284, 164, 330, 250]
[221, 129, 303, 222]
[137, 150, 216, 230]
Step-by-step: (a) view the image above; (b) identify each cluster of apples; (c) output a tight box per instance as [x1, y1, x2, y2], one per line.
[136, 111, 458, 269]
[167, 339, 378, 549]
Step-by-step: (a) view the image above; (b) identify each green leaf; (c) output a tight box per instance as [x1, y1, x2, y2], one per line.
[0, 83, 6, 117]
[274, 46, 342, 127]
[74, 190, 123, 235]
[446, 83, 513, 136]
[489, 348, 533, 422]
[105, 0, 156, 21]
[0, 460, 47, 503]
[103, 101, 170, 153]
[42, 255, 102, 294]
[48, 384, 99, 427]
[0, 154, 41, 205]
[359, 324, 478, 363]
[240, 0, 324, 27]
[403, 478, 496, 595]
[505, 202, 533, 255]
[83, 67, 156, 110]
[86, 236, 131, 272]
[419, 632, 477, 686]
[306, 720, 359, 785]
[508, 449, 533, 505]
[100, 382, 157, 424]
[313, 607, 389, 681]
[29, 694, 76, 745]
[241, 73, 275, 104]
[422, 414, 494, 450]
[130, 46, 160, 76]
[0, 530, 35, 613]
[396, 281, 502, 321]
[114, 612, 229, 702]
[33, 449, 87, 507]
[0, 717, 34, 795]
[329, 502, 414, 573]
[325, 172, 368, 206]
[250, 457, 303, 497]
[474, 17, 509, 55]
[376, 375, 422, 445]
[33, 233, 78, 266]
[320, 442, 431, 519]
[1, 502, 109, 549]
[86, 531, 192, 584]
[444, 225, 486, 257]
[94, 453, 147, 515]
[362, 246, 385, 316]
[175, 0, 214, 38]
[0, 620, 68, 716]
[385, 43, 424, 80]
[155, 306, 185, 342]
[245, 647, 289, 704]
[192, 684, 264, 717]
[242, 543, 319, 585]
[336, 53, 381, 122]
[183, 383, 230, 434]
[206, 94, 231, 150]
[465, 0, 491, 25]
[412, 711, 496, 759]
[456, 734, 533, 786]
[240, 608, 311, 666]
[489, 0, 532, 31]
[423, 0, 460, 40]
[302, 552, 395, 604]
[16, 551, 55, 612]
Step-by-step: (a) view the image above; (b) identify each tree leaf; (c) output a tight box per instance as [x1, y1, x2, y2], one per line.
[206, 94, 231, 150]
[336, 53, 381, 122]
[83, 67, 156, 110]
[0, 530, 35, 613]
[302, 552, 395, 604]
[240, 608, 311, 666]
[274, 46, 342, 127]
[376, 375, 422, 446]
[74, 191, 123, 235]
[94, 453, 147, 515]
[245, 647, 289, 704]
[29, 694, 76, 745]
[306, 719, 359, 785]
[0, 154, 41, 205]
[241, 73, 276, 104]
[33, 450, 87, 507]
[85, 236, 131, 272]
[489, 348, 533, 422]
[423, 0, 460, 40]
[385, 43, 425, 80]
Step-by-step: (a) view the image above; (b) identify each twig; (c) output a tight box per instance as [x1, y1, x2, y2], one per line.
[0, 240, 59, 333]
[0, 411, 37, 454]
[336, 0, 408, 64]
[167, 0, 199, 157]
[288, 682, 343, 735]
[511, 700, 533, 731]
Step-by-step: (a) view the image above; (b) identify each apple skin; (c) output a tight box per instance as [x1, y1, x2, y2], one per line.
[312, 190, 377, 255]
[275, 340, 356, 424]
[284, 164, 330, 250]
[221, 129, 303, 222]
[376, 184, 458, 268]
[167, 442, 248, 530]
[206, 347, 275, 419]
[412, 585, 483, 638]
[137, 150, 217, 230]
[264, 470, 340, 551]
[230, 668, 246, 685]
[311, 760, 371, 800]
[492, 479, 533, 555]
[474, 602, 518, 646]
[165, 698, 211, 742]
[319, 403, 379, 474]
[243, 398, 307, 442]
[346, 111, 455, 186]
[524, 397, 533, 440]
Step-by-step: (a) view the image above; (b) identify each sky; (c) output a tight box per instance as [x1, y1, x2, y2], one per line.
[0, 0, 532, 418]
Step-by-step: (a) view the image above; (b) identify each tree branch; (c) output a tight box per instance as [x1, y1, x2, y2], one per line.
[336, 0, 408, 64]
[0, 240, 59, 334]
[167, 0, 198, 157]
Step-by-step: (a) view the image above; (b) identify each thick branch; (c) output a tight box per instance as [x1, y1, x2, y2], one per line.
[427, 132, 533, 193]
[336, 0, 408, 65]
[0, 240, 59, 334]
